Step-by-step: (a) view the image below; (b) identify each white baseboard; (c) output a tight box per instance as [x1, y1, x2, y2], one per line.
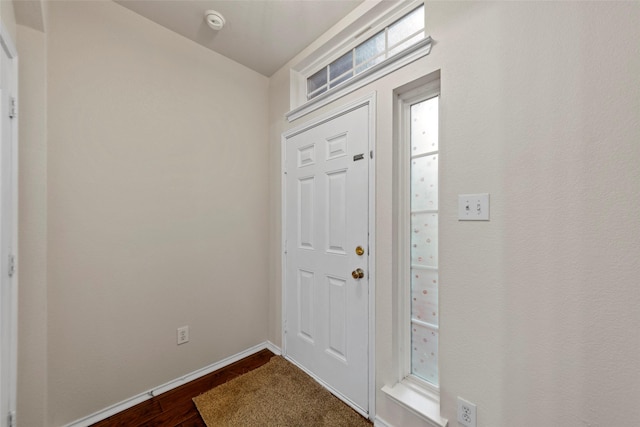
[64, 340, 282, 427]
[264, 340, 282, 355]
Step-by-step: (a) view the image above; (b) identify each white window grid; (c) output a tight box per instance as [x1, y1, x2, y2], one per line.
[409, 117, 439, 386]
[397, 82, 441, 391]
[307, 4, 425, 100]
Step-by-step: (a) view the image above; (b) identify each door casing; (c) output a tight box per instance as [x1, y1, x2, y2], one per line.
[0, 20, 18, 427]
[281, 93, 376, 417]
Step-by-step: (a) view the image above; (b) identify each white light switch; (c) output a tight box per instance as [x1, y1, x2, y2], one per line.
[458, 193, 490, 221]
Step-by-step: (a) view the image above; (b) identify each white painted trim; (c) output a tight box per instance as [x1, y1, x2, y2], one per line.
[9, 55, 18, 427]
[286, 37, 431, 122]
[289, 0, 425, 111]
[295, 0, 424, 78]
[281, 92, 377, 420]
[0, 22, 17, 59]
[384, 75, 446, 427]
[366, 92, 377, 420]
[63, 341, 281, 427]
[281, 127, 288, 358]
[283, 92, 377, 139]
[381, 382, 448, 427]
[395, 78, 441, 381]
[395, 88, 412, 380]
[264, 340, 282, 356]
[0, 18, 18, 426]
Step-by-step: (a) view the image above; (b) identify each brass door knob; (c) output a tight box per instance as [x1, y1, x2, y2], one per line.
[351, 268, 365, 280]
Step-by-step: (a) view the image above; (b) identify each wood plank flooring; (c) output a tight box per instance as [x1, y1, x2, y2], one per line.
[91, 349, 275, 427]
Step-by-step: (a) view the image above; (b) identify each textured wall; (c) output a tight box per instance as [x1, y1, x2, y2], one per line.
[15, 1, 640, 425]
[46, 2, 269, 424]
[433, 3, 640, 426]
[269, 2, 640, 426]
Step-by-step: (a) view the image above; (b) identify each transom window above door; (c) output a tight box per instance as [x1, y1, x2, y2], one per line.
[287, 1, 432, 122]
[306, 4, 425, 100]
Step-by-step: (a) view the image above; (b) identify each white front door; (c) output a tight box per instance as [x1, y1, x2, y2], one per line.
[283, 101, 371, 414]
[0, 25, 17, 427]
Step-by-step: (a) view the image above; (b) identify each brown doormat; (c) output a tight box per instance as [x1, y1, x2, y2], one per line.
[193, 356, 372, 426]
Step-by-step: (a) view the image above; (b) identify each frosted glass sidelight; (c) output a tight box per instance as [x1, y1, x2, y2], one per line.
[410, 213, 438, 268]
[408, 93, 439, 387]
[388, 5, 424, 48]
[411, 97, 439, 155]
[411, 155, 438, 211]
[411, 268, 438, 327]
[411, 322, 439, 384]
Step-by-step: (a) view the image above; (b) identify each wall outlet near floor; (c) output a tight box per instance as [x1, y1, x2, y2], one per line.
[457, 397, 477, 427]
[177, 326, 189, 345]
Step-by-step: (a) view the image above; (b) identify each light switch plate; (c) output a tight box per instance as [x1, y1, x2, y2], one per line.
[458, 193, 490, 221]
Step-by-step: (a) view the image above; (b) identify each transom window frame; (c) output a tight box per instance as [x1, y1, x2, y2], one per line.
[306, 4, 426, 101]
[286, 0, 432, 122]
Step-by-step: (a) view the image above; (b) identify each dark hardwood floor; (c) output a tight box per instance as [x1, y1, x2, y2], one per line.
[91, 349, 276, 427]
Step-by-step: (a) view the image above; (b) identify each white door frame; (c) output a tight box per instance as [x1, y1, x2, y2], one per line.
[281, 92, 376, 417]
[0, 19, 18, 427]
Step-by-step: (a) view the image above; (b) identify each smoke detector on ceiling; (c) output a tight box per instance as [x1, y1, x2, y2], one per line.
[204, 10, 225, 31]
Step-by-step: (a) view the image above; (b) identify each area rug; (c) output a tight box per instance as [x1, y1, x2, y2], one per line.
[193, 356, 371, 426]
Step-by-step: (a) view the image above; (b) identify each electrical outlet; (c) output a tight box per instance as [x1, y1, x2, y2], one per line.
[457, 397, 476, 427]
[177, 326, 189, 345]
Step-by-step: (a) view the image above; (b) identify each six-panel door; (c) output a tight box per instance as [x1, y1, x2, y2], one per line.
[284, 104, 369, 413]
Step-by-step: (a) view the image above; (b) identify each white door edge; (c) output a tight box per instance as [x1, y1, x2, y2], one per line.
[0, 18, 18, 426]
[281, 92, 377, 419]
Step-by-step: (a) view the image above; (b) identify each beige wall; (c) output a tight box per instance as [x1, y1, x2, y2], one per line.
[46, 1, 269, 424]
[17, 21, 48, 427]
[269, 2, 640, 427]
[13, 0, 640, 425]
[267, 68, 288, 346]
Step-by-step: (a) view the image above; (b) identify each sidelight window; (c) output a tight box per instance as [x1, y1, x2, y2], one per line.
[408, 94, 439, 385]
[381, 77, 445, 425]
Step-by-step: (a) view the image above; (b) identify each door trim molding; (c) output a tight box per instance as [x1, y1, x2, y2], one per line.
[281, 92, 377, 418]
[0, 21, 17, 59]
[0, 18, 18, 425]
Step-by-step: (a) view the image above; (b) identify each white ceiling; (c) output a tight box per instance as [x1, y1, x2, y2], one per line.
[114, 0, 364, 77]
